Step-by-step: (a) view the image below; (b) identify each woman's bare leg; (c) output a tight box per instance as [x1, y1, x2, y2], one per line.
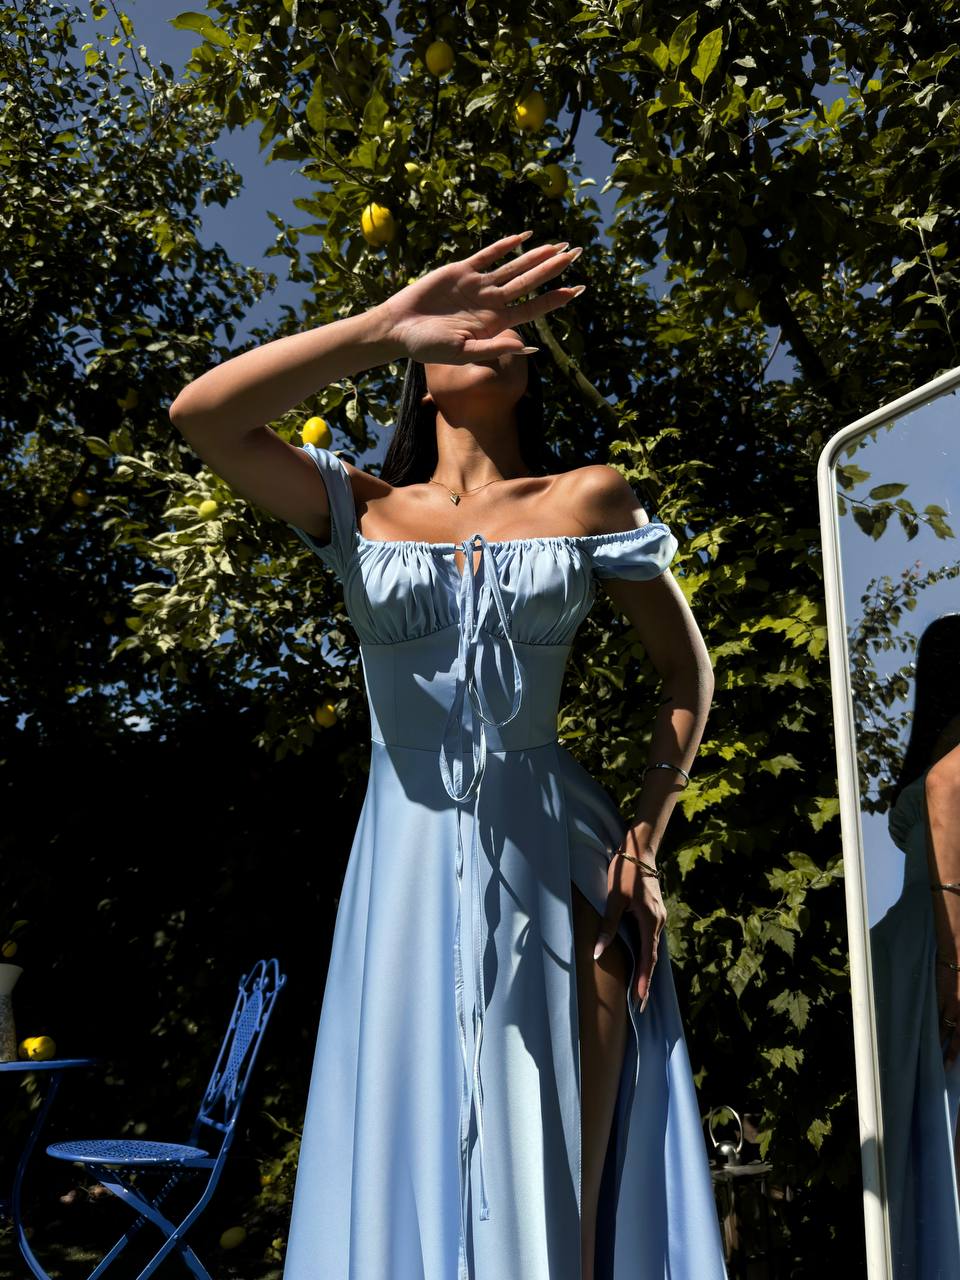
[571, 882, 631, 1280]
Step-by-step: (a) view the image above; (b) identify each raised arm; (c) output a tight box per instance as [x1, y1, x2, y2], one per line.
[167, 305, 403, 539]
[167, 231, 585, 538]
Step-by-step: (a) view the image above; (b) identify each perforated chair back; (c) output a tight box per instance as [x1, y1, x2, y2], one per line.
[194, 958, 286, 1143]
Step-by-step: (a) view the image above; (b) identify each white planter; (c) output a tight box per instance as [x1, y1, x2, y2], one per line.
[0, 962, 24, 1063]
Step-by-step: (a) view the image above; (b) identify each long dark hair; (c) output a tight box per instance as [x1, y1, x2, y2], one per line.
[379, 321, 561, 487]
[890, 612, 960, 806]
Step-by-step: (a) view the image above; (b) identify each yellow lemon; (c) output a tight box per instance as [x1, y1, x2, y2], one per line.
[198, 499, 219, 518]
[125, 617, 144, 633]
[20, 1035, 56, 1061]
[515, 90, 547, 132]
[103, 612, 116, 626]
[219, 1225, 246, 1250]
[360, 202, 396, 246]
[116, 387, 139, 411]
[71, 489, 91, 508]
[2, 939, 16, 958]
[302, 416, 331, 448]
[314, 703, 337, 728]
[540, 163, 567, 197]
[733, 286, 757, 311]
[404, 161, 422, 182]
[424, 40, 454, 76]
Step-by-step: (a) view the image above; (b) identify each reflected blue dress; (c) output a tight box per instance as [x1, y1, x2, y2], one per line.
[281, 443, 728, 1280]
[871, 768, 960, 1277]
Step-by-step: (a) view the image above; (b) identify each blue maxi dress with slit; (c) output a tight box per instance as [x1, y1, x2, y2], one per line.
[281, 442, 728, 1280]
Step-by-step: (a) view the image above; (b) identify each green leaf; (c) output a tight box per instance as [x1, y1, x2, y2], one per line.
[667, 12, 699, 67]
[757, 754, 802, 777]
[728, 944, 762, 997]
[170, 11, 233, 49]
[763, 924, 798, 960]
[868, 482, 908, 500]
[761, 1045, 804, 1073]
[768, 987, 811, 1028]
[306, 76, 327, 136]
[808, 796, 840, 832]
[84, 436, 114, 459]
[690, 28, 723, 85]
[806, 1115, 832, 1150]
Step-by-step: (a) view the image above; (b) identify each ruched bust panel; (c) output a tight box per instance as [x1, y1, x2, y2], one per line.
[288, 442, 679, 648]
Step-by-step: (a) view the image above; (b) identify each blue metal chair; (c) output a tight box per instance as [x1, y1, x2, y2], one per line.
[37, 957, 287, 1280]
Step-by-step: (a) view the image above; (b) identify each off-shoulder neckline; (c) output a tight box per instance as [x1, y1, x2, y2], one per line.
[302, 444, 670, 552]
[354, 524, 665, 551]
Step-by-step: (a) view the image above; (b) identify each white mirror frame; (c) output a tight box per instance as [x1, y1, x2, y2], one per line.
[816, 364, 960, 1279]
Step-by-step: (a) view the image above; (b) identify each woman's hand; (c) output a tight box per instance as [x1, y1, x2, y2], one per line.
[377, 230, 585, 364]
[594, 829, 668, 1014]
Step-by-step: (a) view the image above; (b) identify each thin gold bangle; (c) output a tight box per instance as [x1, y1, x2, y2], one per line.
[611, 849, 662, 881]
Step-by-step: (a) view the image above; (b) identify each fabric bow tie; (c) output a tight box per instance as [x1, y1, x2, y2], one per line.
[438, 532, 524, 1278]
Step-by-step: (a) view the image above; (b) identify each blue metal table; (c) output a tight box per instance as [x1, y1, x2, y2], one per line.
[0, 1057, 104, 1279]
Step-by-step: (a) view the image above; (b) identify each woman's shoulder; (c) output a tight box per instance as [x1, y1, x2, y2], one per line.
[308, 445, 390, 522]
[553, 463, 653, 536]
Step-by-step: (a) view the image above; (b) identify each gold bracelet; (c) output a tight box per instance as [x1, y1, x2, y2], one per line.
[611, 849, 662, 881]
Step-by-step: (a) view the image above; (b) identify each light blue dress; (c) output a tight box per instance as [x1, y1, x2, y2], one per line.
[281, 442, 729, 1280]
[871, 768, 960, 1276]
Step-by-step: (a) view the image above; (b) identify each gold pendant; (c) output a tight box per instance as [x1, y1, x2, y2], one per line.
[450, 492, 460, 504]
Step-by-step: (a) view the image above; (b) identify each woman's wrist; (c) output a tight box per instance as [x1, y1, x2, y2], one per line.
[366, 300, 411, 360]
[615, 821, 658, 863]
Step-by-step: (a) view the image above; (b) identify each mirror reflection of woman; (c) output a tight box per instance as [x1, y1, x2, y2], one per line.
[870, 613, 960, 1275]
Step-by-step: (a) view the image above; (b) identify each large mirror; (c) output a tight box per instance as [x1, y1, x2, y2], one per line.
[818, 368, 960, 1278]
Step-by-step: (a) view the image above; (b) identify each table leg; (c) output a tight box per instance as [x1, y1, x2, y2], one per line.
[4, 1069, 65, 1280]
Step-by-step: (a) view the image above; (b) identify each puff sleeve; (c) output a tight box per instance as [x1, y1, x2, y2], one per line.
[887, 773, 928, 854]
[286, 443, 358, 581]
[585, 521, 678, 581]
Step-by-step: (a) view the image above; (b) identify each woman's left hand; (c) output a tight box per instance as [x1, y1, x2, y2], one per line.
[594, 831, 668, 1013]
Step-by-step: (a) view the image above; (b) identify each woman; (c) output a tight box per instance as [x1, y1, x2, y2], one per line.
[871, 613, 960, 1276]
[169, 231, 726, 1279]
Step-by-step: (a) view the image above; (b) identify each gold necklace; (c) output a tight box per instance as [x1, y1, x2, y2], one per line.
[427, 473, 528, 506]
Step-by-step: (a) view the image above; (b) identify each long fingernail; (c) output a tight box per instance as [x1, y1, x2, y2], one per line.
[594, 935, 609, 961]
[517, 230, 534, 240]
[567, 246, 583, 262]
[640, 993, 649, 1014]
[569, 284, 587, 297]
[520, 346, 540, 354]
